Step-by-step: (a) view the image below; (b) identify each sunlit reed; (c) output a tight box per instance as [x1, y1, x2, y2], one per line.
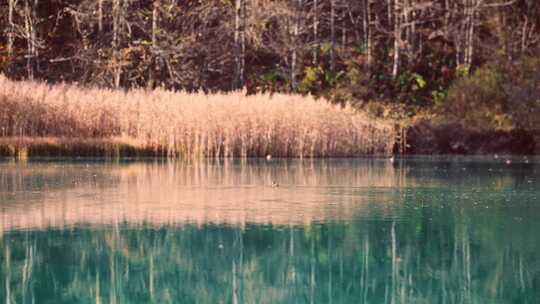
[0, 76, 395, 157]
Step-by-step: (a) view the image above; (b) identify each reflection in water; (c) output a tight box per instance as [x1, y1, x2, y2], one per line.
[0, 160, 399, 230]
[0, 159, 539, 303]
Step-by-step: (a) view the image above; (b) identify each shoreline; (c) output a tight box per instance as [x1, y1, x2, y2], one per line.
[0, 137, 160, 159]
[0, 134, 538, 159]
[404, 122, 539, 155]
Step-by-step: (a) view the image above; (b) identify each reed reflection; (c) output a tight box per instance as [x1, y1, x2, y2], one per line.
[1, 215, 539, 303]
[0, 159, 399, 231]
[0, 159, 539, 303]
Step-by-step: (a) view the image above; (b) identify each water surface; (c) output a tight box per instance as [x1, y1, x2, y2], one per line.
[1, 158, 539, 303]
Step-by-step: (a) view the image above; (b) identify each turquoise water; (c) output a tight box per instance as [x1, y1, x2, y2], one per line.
[0, 158, 539, 303]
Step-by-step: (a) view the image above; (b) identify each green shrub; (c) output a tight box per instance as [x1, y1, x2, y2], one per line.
[442, 63, 510, 130]
[503, 56, 540, 131]
[442, 55, 540, 132]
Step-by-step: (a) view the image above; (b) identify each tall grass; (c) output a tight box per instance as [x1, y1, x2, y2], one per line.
[0, 75, 395, 157]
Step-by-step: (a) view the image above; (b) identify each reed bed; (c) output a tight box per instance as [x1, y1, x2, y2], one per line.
[0, 75, 395, 158]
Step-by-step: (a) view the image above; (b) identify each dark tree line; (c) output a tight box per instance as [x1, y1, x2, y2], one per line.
[0, 0, 539, 106]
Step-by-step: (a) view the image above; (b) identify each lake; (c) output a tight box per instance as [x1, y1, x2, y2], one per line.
[1, 158, 539, 303]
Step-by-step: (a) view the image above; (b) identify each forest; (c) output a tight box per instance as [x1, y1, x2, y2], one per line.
[1, 0, 539, 154]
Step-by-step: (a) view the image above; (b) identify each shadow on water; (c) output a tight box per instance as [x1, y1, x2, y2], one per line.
[0, 158, 539, 303]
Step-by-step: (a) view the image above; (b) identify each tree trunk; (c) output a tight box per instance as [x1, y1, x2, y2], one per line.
[521, 17, 528, 53]
[152, 1, 158, 48]
[465, 0, 476, 69]
[291, 0, 299, 92]
[313, 0, 318, 65]
[149, 0, 159, 89]
[444, 0, 450, 38]
[330, 0, 336, 74]
[112, 0, 122, 88]
[341, 10, 347, 51]
[363, 0, 372, 69]
[32, 0, 39, 73]
[24, 0, 35, 80]
[234, 0, 240, 89]
[404, 0, 410, 52]
[98, 0, 103, 33]
[387, 0, 392, 26]
[233, 0, 245, 89]
[404, 0, 416, 58]
[7, 0, 15, 60]
[240, 0, 246, 88]
[346, 2, 361, 43]
[464, 0, 471, 68]
[392, 0, 400, 80]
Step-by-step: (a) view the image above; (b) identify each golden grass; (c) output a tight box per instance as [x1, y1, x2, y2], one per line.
[0, 75, 395, 158]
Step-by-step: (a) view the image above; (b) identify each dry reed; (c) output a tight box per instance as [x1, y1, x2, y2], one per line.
[0, 75, 395, 158]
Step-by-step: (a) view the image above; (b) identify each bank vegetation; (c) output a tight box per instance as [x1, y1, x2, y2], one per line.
[0, 76, 395, 158]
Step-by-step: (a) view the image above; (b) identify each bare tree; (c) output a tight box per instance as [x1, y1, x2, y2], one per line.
[465, 0, 475, 70]
[291, 0, 301, 92]
[363, 0, 372, 69]
[330, 0, 336, 73]
[98, 0, 104, 34]
[312, 0, 319, 65]
[233, 0, 246, 89]
[112, 0, 122, 87]
[23, 0, 40, 80]
[453, 0, 518, 74]
[148, 0, 160, 88]
[391, 0, 400, 80]
[7, 0, 17, 62]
